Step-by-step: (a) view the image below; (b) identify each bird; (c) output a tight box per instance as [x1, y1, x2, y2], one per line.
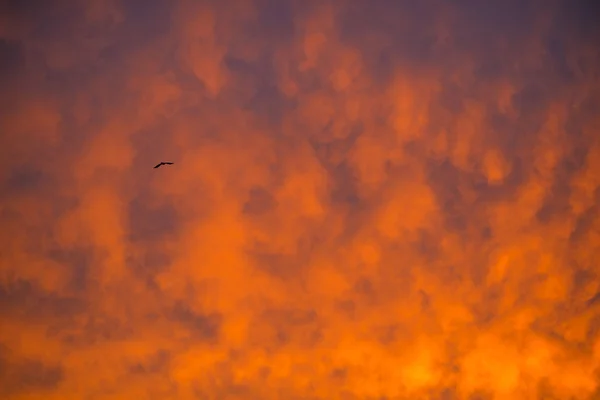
[153, 161, 174, 169]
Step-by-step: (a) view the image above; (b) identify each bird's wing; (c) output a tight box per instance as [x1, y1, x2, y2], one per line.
[165, 162, 174, 165]
[153, 163, 162, 168]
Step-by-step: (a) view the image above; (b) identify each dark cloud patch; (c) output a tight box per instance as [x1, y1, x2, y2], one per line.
[243, 185, 277, 215]
[563, 135, 593, 182]
[0, 279, 86, 320]
[129, 349, 170, 375]
[1, 164, 46, 195]
[328, 161, 361, 206]
[345, 275, 386, 313]
[569, 191, 600, 243]
[336, 299, 356, 319]
[473, 58, 508, 82]
[571, 269, 597, 298]
[129, 248, 172, 278]
[254, 0, 295, 41]
[254, 307, 322, 348]
[265, 307, 318, 327]
[485, 112, 536, 174]
[337, 1, 439, 84]
[0, 38, 23, 78]
[554, 0, 600, 40]
[250, 251, 308, 281]
[353, 276, 377, 304]
[72, 314, 135, 345]
[0, 0, 76, 39]
[374, 323, 399, 345]
[546, 37, 577, 83]
[329, 367, 347, 381]
[223, 52, 293, 124]
[436, 80, 466, 115]
[453, 0, 539, 37]
[128, 197, 179, 242]
[414, 229, 441, 261]
[347, 1, 440, 64]
[447, 0, 543, 73]
[438, 387, 457, 400]
[47, 246, 93, 291]
[170, 302, 222, 342]
[120, 0, 174, 43]
[223, 56, 254, 90]
[511, 82, 549, 118]
[0, 354, 64, 396]
[468, 391, 494, 400]
[536, 170, 576, 224]
[537, 134, 590, 226]
[309, 129, 362, 206]
[338, 1, 436, 43]
[248, 83, 292, 124]
[426, 159, 471, 233]
[31, 3, 81, 40]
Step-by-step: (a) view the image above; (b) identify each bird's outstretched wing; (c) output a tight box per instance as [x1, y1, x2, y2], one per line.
[153, 161, 174, 169]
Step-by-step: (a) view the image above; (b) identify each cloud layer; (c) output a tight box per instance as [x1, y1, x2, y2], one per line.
[1, 0, 600, 398]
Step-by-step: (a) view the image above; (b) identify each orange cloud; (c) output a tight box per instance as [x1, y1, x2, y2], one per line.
[1, 0, 600, 399]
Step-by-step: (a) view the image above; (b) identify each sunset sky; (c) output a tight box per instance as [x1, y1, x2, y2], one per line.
[1, 0, 600, 398]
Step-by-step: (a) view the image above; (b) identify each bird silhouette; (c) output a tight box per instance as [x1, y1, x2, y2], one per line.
[153, 162, 174, 169]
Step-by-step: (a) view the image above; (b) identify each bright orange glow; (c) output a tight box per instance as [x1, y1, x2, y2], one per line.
[1, 1, 600, 398]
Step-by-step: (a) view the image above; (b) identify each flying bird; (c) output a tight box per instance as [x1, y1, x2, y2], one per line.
[154, 161, 174, 169]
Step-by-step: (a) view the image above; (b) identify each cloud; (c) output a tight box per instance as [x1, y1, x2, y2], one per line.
[1, 0, 599, 398]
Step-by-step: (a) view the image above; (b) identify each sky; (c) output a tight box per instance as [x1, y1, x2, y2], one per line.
[0, 0, 599, 398]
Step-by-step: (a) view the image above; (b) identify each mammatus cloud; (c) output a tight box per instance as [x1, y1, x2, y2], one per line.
[1, 0, 599, 398]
